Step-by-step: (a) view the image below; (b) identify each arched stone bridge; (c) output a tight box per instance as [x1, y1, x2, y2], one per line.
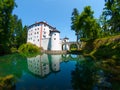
[62, 41, 81, 50]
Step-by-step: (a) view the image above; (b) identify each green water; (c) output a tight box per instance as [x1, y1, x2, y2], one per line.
[0, 53, 119, 90]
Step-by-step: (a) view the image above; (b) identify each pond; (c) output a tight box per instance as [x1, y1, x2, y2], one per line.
[0, 53, 119, 90]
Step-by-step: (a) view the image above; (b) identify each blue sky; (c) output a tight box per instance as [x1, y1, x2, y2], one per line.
[13, 0, 105, 41]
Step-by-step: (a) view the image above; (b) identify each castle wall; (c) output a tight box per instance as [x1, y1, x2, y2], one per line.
[51, 32, 62, 50]
[27, 25, 41, 47]
[41, 38, 51, 50]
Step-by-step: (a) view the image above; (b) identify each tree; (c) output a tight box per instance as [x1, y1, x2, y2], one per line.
[71, 8, 80, 42]
[0, 0, 16, 54]
[79, 6, 101, 40]
[0, 0, 27, 55]
[9, 15, 27, 48]
[22, 26, 28, 44]
[71, 6, 101, 41]
[102, 0, 120, 35]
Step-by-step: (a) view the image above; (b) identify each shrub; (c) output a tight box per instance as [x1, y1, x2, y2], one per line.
[18, 43, 40, 56]
[10, 47, 17, 53]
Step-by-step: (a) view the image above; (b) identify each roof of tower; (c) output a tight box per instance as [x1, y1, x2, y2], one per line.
[50, 29, 60, 33]
[64, 37, 69, 39]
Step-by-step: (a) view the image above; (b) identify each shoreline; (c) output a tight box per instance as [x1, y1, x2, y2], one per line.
[41, 50, 68, 54]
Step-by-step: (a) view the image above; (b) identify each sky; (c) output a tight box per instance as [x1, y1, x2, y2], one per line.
[13, 0, 105, 41]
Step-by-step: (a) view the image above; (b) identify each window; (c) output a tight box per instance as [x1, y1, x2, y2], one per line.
[43, 35, 46, 38]
[37, 32, 39, 34]
[44, 31, 46, 34]
[54, 34, 56, 36]
[54, 38, 56, 40]
[38, 39, 39, 41]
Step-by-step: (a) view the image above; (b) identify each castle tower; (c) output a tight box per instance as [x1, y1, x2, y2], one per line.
[62, 37, 69, 50]
[50, 29, 62, 50]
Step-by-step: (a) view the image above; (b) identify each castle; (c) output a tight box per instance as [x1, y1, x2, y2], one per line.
[27, 21, 69, 51]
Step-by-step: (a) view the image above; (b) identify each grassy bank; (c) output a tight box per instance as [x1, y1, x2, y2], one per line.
[81, 35, 120, 81]
[82, 35, 120, 59]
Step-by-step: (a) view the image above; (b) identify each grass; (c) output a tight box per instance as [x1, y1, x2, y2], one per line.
[81, 34, 120, 81]
[82, 34, 120, 60]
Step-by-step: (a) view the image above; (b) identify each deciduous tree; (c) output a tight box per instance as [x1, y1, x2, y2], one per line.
[0, 0, 15, 54]
[71, 6, 101, 41]
[103, 0, 120, 35]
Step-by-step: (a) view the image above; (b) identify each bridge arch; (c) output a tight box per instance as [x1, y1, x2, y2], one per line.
[70, 43, 78, 50]
[62, 42, 80, 51]
[62, 44, 69, 50]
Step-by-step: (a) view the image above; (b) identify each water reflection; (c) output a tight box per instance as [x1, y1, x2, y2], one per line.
[27, 54, 62, 77]
[0, 54, 119, 89]
[27, 54, 86, 78]
[26, 54, 114, 89]
[71, 57, 113, 90]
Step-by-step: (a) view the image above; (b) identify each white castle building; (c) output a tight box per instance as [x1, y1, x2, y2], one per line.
[27, 21, 65, 51]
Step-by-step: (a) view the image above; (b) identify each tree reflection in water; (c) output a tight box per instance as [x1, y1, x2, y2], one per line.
[71, 57, 96, 90]
[71, 56, 112, 90]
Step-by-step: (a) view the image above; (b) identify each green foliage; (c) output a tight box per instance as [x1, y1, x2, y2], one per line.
[71, 8, 80, 42]
[10, 47, 17, 53]
[9, 15, 27, 49]
[82, 35, 120, 84]
[93, 42, 120, 59]
[0, 0, 16, 55]
[71, 6, 101, 41]
[82, 35, 120, 60]
[99, 0, 120, 36]
[0, 1, 27, 55]
[71, 8, 79, 32]
[70, 44, 78, 51]
[21, 26, 28, 45]
[18, 43, 40, 57]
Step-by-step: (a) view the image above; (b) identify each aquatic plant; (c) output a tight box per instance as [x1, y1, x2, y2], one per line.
[0, 75, 15, 90]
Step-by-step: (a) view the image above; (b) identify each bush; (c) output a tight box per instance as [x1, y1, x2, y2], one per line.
[10, 47, 17, 53]
[18, 43, 40, 56]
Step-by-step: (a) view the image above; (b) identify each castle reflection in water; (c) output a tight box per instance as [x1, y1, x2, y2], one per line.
[27, 54, 81, 77]
[27, 54, 62, 77]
